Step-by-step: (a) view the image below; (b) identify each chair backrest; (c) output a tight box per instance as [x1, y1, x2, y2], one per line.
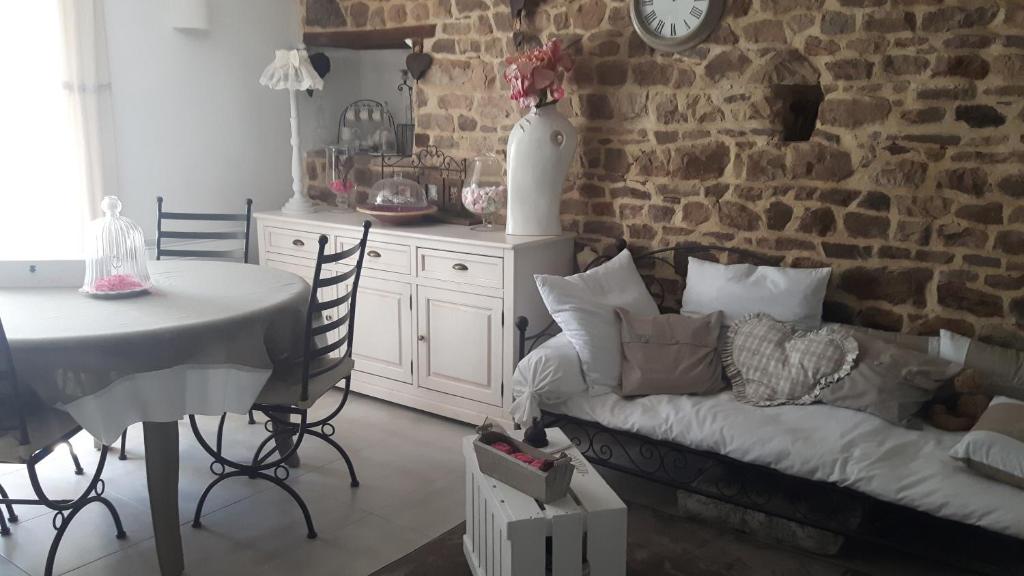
[156, 196, 254, 263]
[300, 220, 372, 402]
[0, 318, 30, 448]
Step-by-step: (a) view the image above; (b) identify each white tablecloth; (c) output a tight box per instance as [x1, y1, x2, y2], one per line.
[0, 260, 309, 443]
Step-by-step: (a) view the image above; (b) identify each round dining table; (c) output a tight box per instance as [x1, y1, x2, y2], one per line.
[0, 260, 310, 576]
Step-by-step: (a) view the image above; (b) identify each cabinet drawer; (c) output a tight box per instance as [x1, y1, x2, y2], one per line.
[264, 227, 321, 259]
[338, 237, 410, 275]
[417, 249, 502, 289]
[264, 256, 314, 284]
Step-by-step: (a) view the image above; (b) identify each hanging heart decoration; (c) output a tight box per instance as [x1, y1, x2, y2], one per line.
[406, 52, 432, 81]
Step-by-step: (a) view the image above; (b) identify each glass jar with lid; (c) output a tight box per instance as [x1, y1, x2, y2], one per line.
[81, 196, 151, 296]
[461, 154, 507, 231]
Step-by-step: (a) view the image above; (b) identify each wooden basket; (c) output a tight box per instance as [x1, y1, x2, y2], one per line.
[473, 423, 574, 504]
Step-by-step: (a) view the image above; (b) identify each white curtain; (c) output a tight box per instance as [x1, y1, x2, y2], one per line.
[59, 0, 119, 220]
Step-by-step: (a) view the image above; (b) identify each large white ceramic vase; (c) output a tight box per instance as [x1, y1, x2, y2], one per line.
[505, 105, 577, 236]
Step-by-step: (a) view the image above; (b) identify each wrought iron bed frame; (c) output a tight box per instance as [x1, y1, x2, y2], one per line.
[514, 239, 1024, 576]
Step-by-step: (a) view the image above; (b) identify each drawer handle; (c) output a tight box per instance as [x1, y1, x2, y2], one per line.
[452, 263, 469, 271]
[292, 239, 305, 247]
[417, 335, 426, 342]
[366, 250, 382, 258]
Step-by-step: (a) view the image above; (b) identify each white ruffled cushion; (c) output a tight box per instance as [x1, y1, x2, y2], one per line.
[510, 333, 587, 426]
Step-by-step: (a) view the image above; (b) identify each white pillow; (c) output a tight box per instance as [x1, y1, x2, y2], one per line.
[534, 250, 658, 396]
[949, 396, 1024, 490]
[681, 257, 830, 329]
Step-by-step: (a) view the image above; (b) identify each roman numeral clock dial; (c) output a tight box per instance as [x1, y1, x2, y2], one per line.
[630, 0, 724, 52]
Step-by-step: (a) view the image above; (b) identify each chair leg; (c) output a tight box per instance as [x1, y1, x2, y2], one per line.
[190, 410, 316, 539]
[0, 483, 10, 536]
[119, 429, 128, 460]
[247, 409, 256, 425]
[0, 482, 18, 524]
[43, 496, 126, 576]
[192, 468, 316, 538]
[28, 445, 127, 576]
[66, 442, 85, 476]
[305, 428, 359, 487]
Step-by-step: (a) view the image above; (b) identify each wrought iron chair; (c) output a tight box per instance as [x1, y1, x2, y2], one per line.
[0, 317, 126, 576]
[114, 196, 255, 461]
[190, 222, 371, 538]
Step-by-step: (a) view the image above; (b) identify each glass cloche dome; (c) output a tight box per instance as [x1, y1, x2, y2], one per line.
[367, 177, 428, 211]
[81, 196, 152, 296]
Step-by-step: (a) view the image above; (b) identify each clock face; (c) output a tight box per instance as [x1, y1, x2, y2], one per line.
[630, 0, 724, 52]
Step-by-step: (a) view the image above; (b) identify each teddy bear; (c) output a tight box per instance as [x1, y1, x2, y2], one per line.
[926, 369, 992, 432]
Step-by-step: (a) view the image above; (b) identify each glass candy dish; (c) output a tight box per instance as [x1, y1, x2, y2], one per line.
[81, 196, 152, 297]
[357, 177, 437, 225]
[461, 154, 506, 231]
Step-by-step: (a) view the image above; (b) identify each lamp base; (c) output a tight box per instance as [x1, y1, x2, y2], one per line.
[281, 194, 316, 215]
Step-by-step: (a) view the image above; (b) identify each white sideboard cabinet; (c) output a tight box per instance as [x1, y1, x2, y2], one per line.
[254, 211, 573, 426]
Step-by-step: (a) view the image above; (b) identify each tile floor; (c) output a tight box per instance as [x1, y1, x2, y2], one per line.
[0, 391, 472, 576]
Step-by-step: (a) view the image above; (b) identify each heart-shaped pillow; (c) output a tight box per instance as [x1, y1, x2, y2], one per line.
[724, 313, 858, 407]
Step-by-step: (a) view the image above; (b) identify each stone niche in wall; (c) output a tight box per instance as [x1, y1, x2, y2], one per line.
[751, 51, 824, 142]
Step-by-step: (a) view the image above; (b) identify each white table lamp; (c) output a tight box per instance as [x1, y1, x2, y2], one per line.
[259, 48, 323, 214]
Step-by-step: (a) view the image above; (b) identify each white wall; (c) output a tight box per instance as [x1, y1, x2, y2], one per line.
[104, 0, 301, 241]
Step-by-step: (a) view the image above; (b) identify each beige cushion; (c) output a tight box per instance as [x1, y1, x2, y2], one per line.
[821, 332, 961, 428]
[725, 314, 858, 407]
[617, 310, 724, 397]
[950, 396, 1024, 490]
[939, 330, 1024, 401]
[257, 356, 354, 409]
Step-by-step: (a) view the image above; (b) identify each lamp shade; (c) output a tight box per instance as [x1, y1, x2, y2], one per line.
[259, 49, 323, 91]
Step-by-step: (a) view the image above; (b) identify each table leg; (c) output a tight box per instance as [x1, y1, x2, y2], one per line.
[143, 421, 184, 576]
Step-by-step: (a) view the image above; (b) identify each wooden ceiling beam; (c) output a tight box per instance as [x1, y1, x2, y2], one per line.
[303, 25, 437, 51]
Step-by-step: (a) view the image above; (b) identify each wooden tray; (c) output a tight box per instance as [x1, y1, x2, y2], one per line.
[473, 423, 574, 503]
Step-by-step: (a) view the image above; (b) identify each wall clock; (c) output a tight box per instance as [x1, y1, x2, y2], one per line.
[629, 0, 725, 52]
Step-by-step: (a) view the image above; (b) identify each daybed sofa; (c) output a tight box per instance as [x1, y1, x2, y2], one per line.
[511, 242, 1024, 576]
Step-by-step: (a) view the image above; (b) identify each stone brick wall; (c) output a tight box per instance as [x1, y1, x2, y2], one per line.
[303, 0, 1024, 348]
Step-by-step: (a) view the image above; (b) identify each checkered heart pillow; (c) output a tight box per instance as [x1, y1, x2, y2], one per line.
[724, 313, 858, 407]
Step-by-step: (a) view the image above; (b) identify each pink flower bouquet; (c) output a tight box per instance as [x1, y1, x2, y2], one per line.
[503, 39, 574, 109]
[329, 179, 355, 195]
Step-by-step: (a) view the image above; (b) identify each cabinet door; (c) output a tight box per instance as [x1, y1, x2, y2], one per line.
[417, 286, 503, 406]
[350, 276, 413, 384]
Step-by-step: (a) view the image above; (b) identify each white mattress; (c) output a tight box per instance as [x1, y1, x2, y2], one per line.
[512, 334, 1024, 540]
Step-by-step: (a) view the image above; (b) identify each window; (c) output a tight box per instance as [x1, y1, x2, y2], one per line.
[0, 2, 90, 260]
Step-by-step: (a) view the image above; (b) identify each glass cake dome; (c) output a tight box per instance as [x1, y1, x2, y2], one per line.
[81, 196, 152, 296]
[367, 177, 428, 211]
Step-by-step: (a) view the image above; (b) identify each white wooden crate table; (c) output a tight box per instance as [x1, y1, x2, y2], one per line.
[463, 428, 627, 576]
